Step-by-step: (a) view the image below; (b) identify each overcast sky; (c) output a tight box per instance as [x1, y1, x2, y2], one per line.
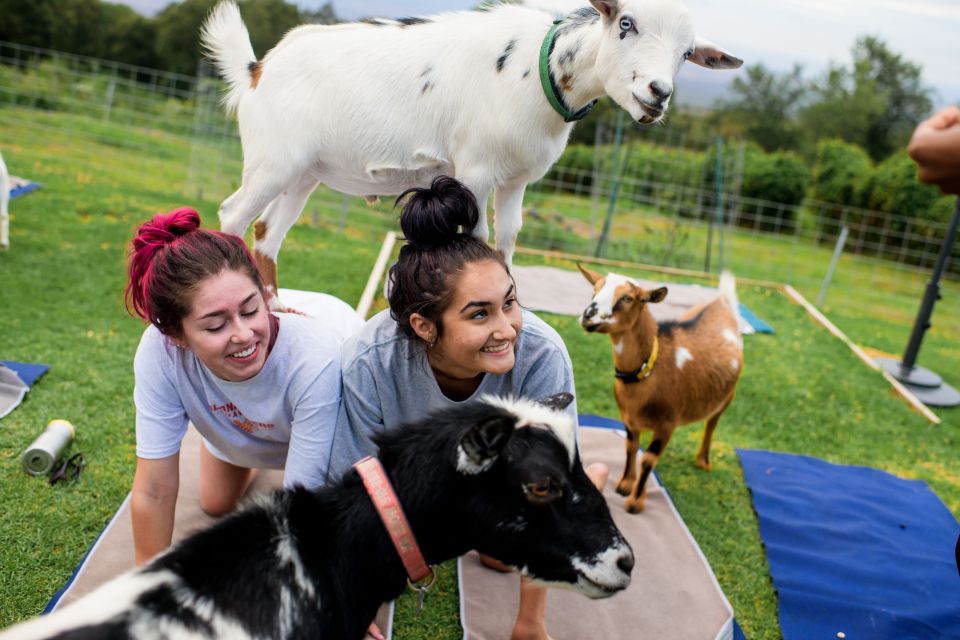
[118, 0, 960, 106]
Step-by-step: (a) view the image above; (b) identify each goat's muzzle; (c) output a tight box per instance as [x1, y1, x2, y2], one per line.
[632, 93, 666, 124]
[572, 541, 635, 599]
[580, 302, 602, 332]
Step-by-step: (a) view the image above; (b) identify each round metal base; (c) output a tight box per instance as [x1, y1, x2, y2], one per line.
[875, 358, 943, 388]
[875, 358, 960, 408]
[905, 382, 960, 408]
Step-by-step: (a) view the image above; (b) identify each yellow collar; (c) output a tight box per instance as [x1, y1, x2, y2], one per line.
[614, 335, 658, 384]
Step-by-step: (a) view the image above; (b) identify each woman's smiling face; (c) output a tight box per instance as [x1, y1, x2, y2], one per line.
[427, 259, 522, 380]
[175, 269, 271, 382]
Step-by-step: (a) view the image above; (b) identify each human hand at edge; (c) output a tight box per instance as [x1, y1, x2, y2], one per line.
[907, 106, 960, 195]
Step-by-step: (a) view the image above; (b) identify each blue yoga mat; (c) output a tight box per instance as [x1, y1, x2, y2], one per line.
[739, 303, 774, 334]
[10, 181, 40, 199]
[1, 361, 50, 387]
[738, 449, 960, 639]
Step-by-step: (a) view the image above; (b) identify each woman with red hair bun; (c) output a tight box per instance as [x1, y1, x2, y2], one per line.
[125, 207, 343, 565]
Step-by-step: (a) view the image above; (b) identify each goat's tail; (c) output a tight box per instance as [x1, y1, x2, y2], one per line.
[718, 270, 742, 333]
[201, 1, 256, 116]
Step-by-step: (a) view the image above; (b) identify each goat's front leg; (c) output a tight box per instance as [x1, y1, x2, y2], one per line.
[457, 173, 493, 244]
[493, 181, 527, 268]
[251, 175, 320, 311]
[625, 427, 674, 514]
[616, 427, 641, 497]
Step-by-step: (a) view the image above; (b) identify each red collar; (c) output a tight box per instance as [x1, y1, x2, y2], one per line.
[354, 456, 434, 584]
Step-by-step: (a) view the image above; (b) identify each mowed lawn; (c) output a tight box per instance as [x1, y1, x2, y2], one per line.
[0, 109, 957, 640]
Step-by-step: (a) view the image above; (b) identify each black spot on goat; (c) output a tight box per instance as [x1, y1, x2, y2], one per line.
[497, 38, 517, 72]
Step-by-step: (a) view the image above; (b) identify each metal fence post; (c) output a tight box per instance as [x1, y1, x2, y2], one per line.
[705, 136, 723, 273]
[816, 226, 849, 307]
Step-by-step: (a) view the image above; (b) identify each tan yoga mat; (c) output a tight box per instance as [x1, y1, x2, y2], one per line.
[458, 427, 735, 640]
[49, 426, 394, 635]
[512, 265, 754, 335]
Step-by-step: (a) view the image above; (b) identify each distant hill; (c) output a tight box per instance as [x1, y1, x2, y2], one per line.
[673, 64, 737, 109]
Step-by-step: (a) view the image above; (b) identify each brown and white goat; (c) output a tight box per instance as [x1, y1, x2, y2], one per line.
[578, 265, 743, 513]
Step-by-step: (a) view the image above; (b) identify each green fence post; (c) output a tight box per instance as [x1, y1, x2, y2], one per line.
[705, 136, 724, 272]
[594, 110, 626, 259]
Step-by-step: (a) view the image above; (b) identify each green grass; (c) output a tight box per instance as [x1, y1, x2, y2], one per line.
[1, 108, 958, 640]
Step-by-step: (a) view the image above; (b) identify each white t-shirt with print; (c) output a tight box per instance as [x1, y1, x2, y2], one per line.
[134, 313, 342, 490]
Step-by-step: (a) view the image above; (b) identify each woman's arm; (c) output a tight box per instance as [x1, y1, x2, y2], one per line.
[131, 454, 180, 566]
[907, 106, 960, 195]
[282, 356, 342, 490]
[325, 359, 385, 483]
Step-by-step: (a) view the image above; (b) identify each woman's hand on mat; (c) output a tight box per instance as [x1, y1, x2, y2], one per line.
[585, 462, 609, 491]
[908, 105, 960, 195]
[366, 622, 384, 640]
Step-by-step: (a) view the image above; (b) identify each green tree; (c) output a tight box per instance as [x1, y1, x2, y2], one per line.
[154, 0, 305, 76]
[153, 0, 219, 76]
[237, 0, 302, 57]
[712, 63, 805, 152]
[801, 36, 932, 160]
[811, 138, 873, 207]
[0, 0, 57, 49]
[102, 5, 160, 69]
[855, 36, 933, 160]
[49, 0, 103, 57]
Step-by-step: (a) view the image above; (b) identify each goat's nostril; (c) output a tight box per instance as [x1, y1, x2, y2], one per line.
[618, 551, 635, 574]
[648, 80, 672, 100]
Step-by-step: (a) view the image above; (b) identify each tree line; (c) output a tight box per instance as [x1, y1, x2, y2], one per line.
[0, 0, 338, 75]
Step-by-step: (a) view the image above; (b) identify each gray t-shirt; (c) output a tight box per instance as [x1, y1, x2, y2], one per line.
[327, 308, 576, 480]
[134, 313, 342, 489]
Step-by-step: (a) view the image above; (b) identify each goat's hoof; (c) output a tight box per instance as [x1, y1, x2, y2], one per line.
[615, 481, 631, 496]
[696, 459, 711, 471]
[624, 497, 646, 514]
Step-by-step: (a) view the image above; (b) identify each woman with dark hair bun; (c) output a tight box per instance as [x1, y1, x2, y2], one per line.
[329, 177, 606, 640]
[125, 207, 344, 566]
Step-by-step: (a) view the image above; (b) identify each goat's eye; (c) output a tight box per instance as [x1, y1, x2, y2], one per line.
[530, 483, 550, 497]
[684, 48, 694, 60]
[523, 479, 561, 504]
[619, 17, 633, 32]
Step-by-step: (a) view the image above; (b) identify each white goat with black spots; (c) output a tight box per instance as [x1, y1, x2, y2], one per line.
[201, 0, 742, 309]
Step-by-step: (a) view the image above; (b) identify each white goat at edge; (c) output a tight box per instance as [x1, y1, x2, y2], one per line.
[0, 150, 9, 250]
[202, 0, 741, 308]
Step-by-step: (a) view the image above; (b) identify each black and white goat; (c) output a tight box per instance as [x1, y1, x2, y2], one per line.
[1, 394, 633, 640]
[200, 0, 742, 309]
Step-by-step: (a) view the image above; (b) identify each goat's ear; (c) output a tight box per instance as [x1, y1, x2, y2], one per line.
[456, 415, 515, 475]
[589, 0, 619, 21]
[537, 392, 574, 411]
[644, 287, 668, 303]
[577, 263, 604, 286]
[688, 37, 743, 70]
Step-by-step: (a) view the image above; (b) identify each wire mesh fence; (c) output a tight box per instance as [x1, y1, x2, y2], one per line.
[1, 41, 956, 321]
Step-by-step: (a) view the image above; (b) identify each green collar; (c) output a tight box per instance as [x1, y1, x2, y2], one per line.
[538, 21, 597, 123]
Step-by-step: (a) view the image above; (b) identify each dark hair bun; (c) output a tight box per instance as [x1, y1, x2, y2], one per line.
[396, 176, 480, 248]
